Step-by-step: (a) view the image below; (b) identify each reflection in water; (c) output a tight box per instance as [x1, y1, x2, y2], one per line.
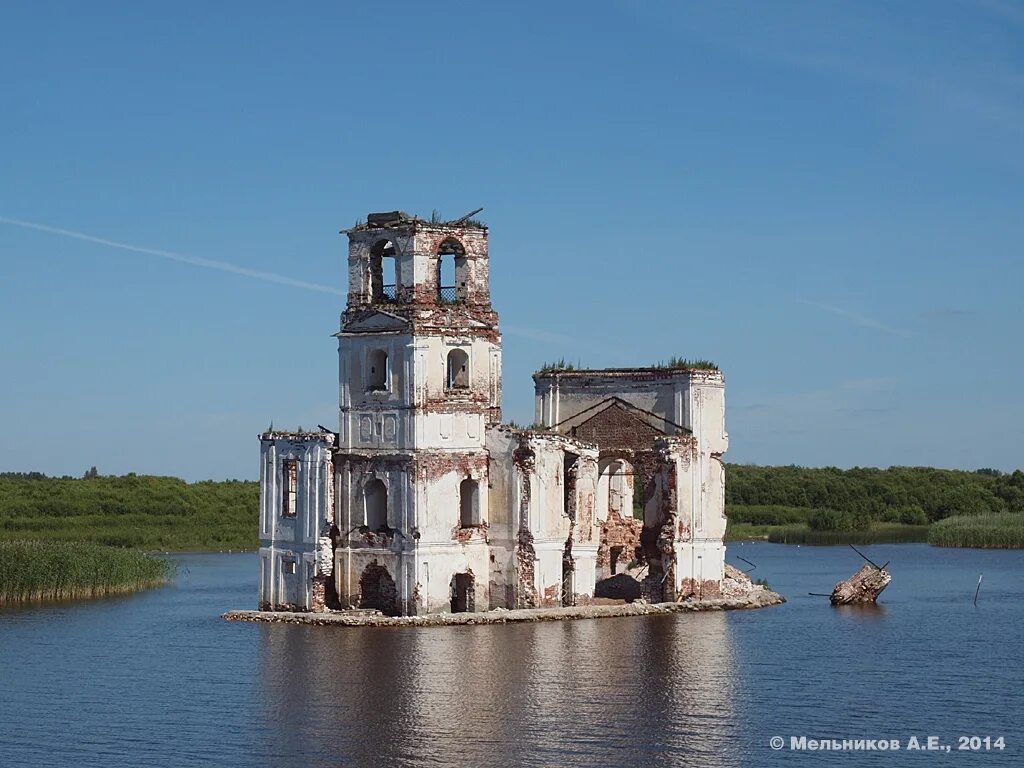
[3, 546, 1023, 768]
[833, 603, 889, 620]
[258, 614, 737, 768]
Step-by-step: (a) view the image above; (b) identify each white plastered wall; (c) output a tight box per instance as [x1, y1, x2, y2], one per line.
[257, 434, 334, 610]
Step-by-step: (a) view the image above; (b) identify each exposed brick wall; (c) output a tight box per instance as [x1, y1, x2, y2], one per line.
[571, 404, 664, 452]
[359, 561, 398, 616]
[596, 510, 643, 579]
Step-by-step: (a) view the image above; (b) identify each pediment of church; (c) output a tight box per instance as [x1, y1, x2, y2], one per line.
[554, 397, 688, 450]
[341, 310, 410, 334]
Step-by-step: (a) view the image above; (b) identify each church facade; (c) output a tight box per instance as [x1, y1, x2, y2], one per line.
[257, 211, 728, 615]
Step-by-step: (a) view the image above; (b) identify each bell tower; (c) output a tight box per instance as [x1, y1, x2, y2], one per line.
[333, 210, 501, 615]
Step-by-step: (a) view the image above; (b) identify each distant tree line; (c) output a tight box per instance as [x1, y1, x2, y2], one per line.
[3, 465, 1023, 546]
[726, 464, 1024, 531]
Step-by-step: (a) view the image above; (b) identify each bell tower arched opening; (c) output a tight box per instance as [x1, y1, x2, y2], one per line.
[436, 238, 466, 303]
[369, 239, 400, 303]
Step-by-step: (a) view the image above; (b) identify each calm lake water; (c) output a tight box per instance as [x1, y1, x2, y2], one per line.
[1, 543, 1021, 767]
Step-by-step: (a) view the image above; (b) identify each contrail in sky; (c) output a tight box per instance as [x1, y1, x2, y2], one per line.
[0, 214, 596, 349]
[0, 215, 346, 296]
[798, 299, 913, 337]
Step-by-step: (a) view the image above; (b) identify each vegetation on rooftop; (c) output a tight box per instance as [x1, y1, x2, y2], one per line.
[346, 210, 488, 231]
[535, 357, 719, 374]
[652, 357, 719, 371]
[429, 209, 487, 229]
[536, 358, 582, 373]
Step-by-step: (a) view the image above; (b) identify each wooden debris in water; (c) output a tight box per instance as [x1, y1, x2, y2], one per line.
[830, 563, 892, 605]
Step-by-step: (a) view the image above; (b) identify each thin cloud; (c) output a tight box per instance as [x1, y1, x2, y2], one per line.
[840, 377, 897, 391]
[837, 406, 897, 415]
[799, 299, 913, 337]
[0, 215, 345, 296]
[919, 307, 976, 321]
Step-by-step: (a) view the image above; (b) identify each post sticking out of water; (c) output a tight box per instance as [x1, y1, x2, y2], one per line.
[974, 575, 983, 607]
[849, 544, 882, 570]
[735, 556, 757, 574]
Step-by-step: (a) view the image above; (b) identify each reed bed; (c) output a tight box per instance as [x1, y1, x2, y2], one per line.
[0, 540, 174, 605]
[928, 513, 1024, 549]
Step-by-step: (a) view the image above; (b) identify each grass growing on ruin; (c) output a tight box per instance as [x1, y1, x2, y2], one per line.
[537, 358, 582, 373]
[928, 513, 1024, 549]
[0, 540, 174, 605]
[652, 357, 719, 371]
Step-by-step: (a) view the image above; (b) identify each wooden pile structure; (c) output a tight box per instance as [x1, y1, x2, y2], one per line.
[830, 563, 891, 605]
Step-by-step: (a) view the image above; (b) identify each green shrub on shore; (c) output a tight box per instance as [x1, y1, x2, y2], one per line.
[0, 474, 258, 551]
[725, 505, 812, 526]
[727, 465, 1024, 522]
[928, 513, 1024, 549]
[0, 540, 173, 605]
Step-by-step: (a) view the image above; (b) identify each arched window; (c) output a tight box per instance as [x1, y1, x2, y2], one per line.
[281, 458, 298, 518]
[369, 239, 400, 303]
[446, 349, 469, 389]
[597, 459, 635, 521]
[364, 479, 388, 531]
[366, 349, 389, 391]
[436, 238, 465, 303]
[460, 478, 480, 527]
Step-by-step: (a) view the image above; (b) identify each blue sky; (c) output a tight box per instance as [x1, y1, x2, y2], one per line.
[1, 1, 1022, 480]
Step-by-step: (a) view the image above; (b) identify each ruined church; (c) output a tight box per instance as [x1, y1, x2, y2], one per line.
[257, 211, 728, 615]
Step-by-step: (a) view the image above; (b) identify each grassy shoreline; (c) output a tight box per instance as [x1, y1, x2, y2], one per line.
[0, 540, 174, 606]
[728, 514, 1024, 548]
[726, 522, 930, 545]
[2, 470, 1022, 555]
[928, 512, 1024, 549]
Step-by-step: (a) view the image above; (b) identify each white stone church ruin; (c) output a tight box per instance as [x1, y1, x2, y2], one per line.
[256, 211, 728, 615]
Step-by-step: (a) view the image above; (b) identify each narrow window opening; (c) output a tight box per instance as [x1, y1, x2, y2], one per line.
[282, 459, 298, 518]
[460, 478, 480, 527]
[446, 349, 470, 389]
[283, 558, 297, 575]
[563, 452, 579, 520]
[364, 478, 388, 531]
[610, 546, 624, 575]
[366, 349, 389, 391]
